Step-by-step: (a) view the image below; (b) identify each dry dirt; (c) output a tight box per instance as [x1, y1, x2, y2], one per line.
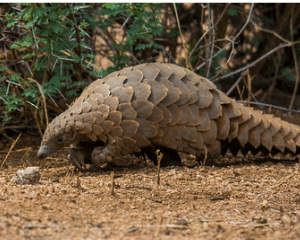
[1, 136, 300, 240]
[2, 106, 300, 240]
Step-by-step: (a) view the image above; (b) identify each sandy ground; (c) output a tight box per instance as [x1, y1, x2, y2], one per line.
[1, 135, 300, 240]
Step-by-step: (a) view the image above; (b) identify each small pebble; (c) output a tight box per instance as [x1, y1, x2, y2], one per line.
[11, 167, 41, 185]
[262, 200, 269, 209]
[176, 218, 188, 226]
[126, 226, 139, 233]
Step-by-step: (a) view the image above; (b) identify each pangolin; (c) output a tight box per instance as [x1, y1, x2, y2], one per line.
[37, 63, 300, 169]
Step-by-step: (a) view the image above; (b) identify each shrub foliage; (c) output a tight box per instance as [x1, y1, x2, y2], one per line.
[1, 3, 300, 135]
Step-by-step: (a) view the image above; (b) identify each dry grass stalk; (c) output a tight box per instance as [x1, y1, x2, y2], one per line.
[28, 78, 49, 126]
[111, 171, 115, 195]
[156, 150, 163, 185]
[1, 133, 21, 170]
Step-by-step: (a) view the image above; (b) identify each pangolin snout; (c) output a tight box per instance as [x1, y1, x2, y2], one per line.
[37, 151, 46, 160]
[37, 146, 52, 160]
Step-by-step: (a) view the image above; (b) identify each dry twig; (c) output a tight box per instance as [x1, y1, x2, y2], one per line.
[213, 4, 300, 83]
[212, 43, 291, 83]
[1, 133, 21, 170]
[195, 4, 254, 74]
[28, 78, 49, 126]
[288, 19, 300, 110]
[156, 150, 163, 185]
[236, 100, 300, 114]
[111, 171, 115, 195]
[226, 71, 247, 96]
[188, 3, 230, 63]
[173, 3, 192, 69]
[205, 5, 215, 79]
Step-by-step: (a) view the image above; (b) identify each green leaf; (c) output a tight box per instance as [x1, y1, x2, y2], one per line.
[34, 7, 47, 18]
[22, 53, 36, 60]
[11, 43, 21, 49]
[1, 115, 12, 123]
[12, 37, 33, 49]
[65, 90, 78, 97]
[9, 73, 22, 83]
[49, 22, 65, 34]
[5, 13, 15, 21]
[48, 10, 60, 21]
[0, 66, 8, 72]
[7, 20, 18, 28]
[24, 21, 34, 29]
[102, 3, 126, 15]
[22, 89, 38, 98]
[227, 7, 238, 17]
[4, 95, 25, 112]
[135, 42, 153, 51]
[40, 28, 51, 37]
[35, 57, 48, 71]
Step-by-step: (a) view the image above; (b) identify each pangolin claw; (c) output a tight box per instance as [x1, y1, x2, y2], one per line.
[68, 149, 86, 170]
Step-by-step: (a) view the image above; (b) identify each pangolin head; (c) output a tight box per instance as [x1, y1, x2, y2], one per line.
[37, 114, 78, 160]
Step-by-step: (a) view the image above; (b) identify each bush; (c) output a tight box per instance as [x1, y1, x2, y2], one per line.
[1, 3, 300, 136]
[0, 3, 166, 132]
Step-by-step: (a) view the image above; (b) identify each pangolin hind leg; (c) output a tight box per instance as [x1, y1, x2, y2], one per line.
[90, 135, 142, 168]
[89, 135, 120, 168]
[194, 140, 222, 165]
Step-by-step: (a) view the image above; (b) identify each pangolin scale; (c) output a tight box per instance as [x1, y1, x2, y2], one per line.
[37, 63, 300, 169]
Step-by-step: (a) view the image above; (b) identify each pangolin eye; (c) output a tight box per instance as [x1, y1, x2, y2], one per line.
[57, 137, 63, 143]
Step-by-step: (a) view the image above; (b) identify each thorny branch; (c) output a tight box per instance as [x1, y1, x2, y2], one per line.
[237, 100, 300, 114]
[226, 71, 247, 96]
[187, 3, 230, 63]
[288, 18, 300, 110]
[173, 3, 191, 69]
[250, 18, 300, 45]
[205, 4, 214, 79]
[233, 3, 254, 41]
[212, 43, 291, 83]
[211, 4, 300, 84]
[67, 3, 82, 57]
[193, 3, 254, 74]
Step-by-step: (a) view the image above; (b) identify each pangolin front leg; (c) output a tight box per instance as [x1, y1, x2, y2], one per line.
[68, 148, 86, 169]
[67, 141, 98, 170]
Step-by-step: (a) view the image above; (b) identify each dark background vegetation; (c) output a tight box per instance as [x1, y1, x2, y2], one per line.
[1, 3, 300, 140]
